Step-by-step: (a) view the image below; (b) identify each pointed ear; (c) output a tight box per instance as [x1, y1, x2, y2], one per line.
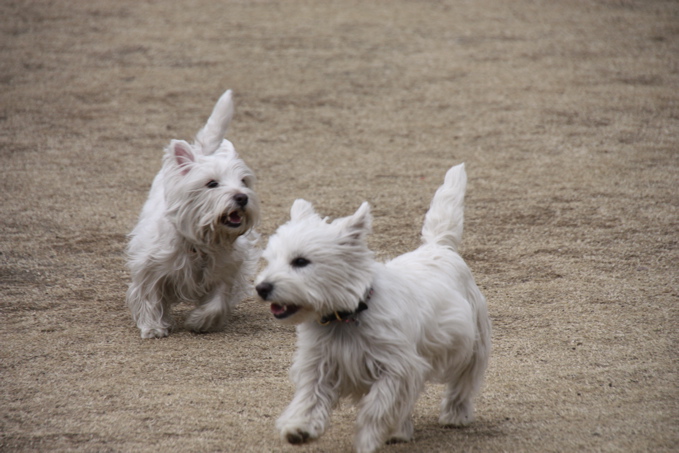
[170, 140, 195, 175]
[340, 202, 372, 242]
[290, 199, 317, 221]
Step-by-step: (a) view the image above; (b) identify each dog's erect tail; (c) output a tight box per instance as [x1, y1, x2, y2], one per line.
[421, 163, 467, 251]
[196, 89, 235, 155]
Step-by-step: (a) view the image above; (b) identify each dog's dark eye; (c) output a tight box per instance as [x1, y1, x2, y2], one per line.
[206, 180, 219, 188]
[291, 257, 310, 268]
[241, 178, 248, 187]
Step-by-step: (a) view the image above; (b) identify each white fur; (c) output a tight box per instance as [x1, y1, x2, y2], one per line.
[126, 90, 260, 339]
[255, 164, 491, 453]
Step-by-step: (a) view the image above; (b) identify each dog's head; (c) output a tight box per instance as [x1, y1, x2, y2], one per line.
[162, 91, 260, 245]
[255, 200, 375, 325]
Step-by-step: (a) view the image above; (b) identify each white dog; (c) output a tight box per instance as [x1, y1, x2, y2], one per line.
[255, 164, 491, 452]
[126, 90, 260, 339]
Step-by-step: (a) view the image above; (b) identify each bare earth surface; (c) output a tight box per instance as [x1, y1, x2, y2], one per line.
[1, 0, 677, 451]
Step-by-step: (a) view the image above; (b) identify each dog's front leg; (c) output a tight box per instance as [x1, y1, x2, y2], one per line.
[127, 282, 172, 339]
[354, 372, 422, 453]
[185, 284, 231, 333]
[276, 363, 338, 445]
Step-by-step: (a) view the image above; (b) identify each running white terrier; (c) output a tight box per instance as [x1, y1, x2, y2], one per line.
[126, 90, 260, 339]
[255, 164, 491, 453]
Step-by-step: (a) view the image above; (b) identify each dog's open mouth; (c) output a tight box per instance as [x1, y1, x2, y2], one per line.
[270, 303, 300, 319]
[220, 210, 244, 228]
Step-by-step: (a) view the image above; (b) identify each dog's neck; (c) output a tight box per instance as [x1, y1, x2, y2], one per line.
[318, 287, 373, 326]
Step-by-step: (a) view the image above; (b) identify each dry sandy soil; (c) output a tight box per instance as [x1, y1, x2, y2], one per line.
[1, 0, 677, 451]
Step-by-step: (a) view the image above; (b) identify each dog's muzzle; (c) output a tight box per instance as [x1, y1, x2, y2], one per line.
[220, 193, 249, 228]
[256, 282, 301, 319]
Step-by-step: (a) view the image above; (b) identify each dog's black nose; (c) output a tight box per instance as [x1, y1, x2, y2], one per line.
[256, 282, 273, 300]
[234, 193, 248, 207]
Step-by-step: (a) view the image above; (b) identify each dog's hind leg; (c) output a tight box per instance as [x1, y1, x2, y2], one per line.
[440, 292, 491, 426]
[438, 348, 487, 426]
[439, 379, 475, 426]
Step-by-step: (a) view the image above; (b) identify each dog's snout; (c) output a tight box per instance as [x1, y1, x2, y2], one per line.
[234, 193, 248, 207]
[256, 282, 273, 300]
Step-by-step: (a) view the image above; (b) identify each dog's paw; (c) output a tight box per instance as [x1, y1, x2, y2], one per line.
[278, 421, 322, 445]
[439, 400, 474, 427]
[185, 296, 229, 333]
[140, 327, 169, 339]
[184, 309, 225, 333]
[386, 436, 409, 445]
[387, 417, 414, 444]
[285, 429, 311, 445]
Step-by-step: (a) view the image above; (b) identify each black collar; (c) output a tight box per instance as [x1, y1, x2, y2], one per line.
[318, 288, 373, 326]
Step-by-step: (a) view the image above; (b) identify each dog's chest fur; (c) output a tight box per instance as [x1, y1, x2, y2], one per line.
[295, 322, 385, 396]
[159, 241, 242, 304]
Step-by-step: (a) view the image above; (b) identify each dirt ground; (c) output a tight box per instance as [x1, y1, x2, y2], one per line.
[1, 0, 677, 451]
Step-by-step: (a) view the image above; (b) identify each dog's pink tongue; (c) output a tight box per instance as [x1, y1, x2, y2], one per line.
[270, 303, 286, 315]
[229, 212, 242, 224]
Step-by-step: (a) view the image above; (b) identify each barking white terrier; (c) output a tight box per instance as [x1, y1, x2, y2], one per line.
[126, 90, 260, 339]
[255, 164, 491, 453]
